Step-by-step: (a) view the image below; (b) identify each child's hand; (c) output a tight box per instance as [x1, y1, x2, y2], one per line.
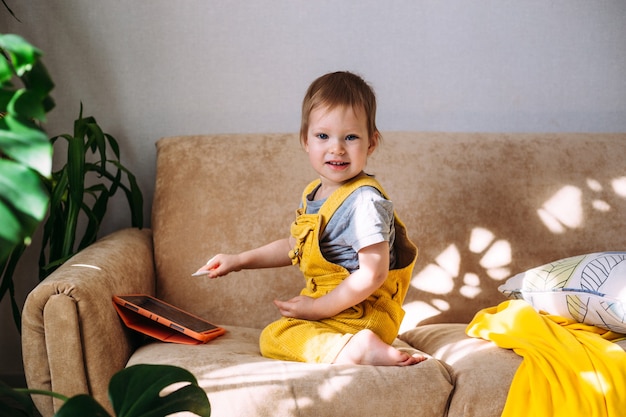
[273, 296, 325, 320]
[192, 254, 241, 278]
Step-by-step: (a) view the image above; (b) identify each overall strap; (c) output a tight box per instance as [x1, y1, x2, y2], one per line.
[321, 176, 386, 214]
[318, 176, 388, 232]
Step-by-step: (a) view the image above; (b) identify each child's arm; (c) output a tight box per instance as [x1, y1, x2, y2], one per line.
[274, 241, 389, 320]
[194, 237, 295, 278]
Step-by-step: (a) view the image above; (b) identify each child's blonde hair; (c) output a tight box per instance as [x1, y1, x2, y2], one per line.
[300, 71, 379, 146]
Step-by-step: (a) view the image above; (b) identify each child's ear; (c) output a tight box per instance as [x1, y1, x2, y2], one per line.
[368, 132, 380, 155]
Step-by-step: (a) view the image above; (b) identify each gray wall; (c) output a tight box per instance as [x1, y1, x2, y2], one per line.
[1, 1, 625, 381]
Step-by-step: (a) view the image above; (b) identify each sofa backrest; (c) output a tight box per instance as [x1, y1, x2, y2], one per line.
[152, 132, 626, 330]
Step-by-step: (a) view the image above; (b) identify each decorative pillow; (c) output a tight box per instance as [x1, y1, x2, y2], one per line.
[498, 252, 626, 333]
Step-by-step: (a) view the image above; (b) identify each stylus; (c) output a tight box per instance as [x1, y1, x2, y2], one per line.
[192, 256, 217, 277]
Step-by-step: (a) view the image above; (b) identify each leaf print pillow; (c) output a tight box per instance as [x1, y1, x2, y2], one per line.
[498, 252, 626, 333]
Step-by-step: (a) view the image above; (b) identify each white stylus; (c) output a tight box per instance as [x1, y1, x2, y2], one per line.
[191, 257, 216, 276]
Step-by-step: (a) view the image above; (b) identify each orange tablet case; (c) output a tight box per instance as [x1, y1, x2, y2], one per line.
[113, 294, 226, 345]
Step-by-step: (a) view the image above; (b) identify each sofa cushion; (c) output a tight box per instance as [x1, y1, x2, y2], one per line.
[498, 252, 626, 333]
[399, 323, 520, 417]
[127, 325, 454, 417]
[400, 322, 626, 417]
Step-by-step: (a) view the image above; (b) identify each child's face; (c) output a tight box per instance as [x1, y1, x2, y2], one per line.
[304, 104, 378, 196]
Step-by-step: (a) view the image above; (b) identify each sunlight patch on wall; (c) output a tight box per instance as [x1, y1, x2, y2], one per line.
[407, 227, 511, 327]
[478, 239, 512, 280]
[400, 301, 444, 332]
[537, 185, 583, 233]
[613, 177, 626, 198]
[410, 264, 455, 294]
[432, 298, 450, 312]
[587, 177, 613, 213]
[435, 244, 461, 278]
[592, 200, 611, 212]
[470, 227, 511, 281]
[460, 273, 481, 298]
[412, 228, 512, 298]
[411, 244, 458, 295]
[538, 177, 626, 233]
[469, 227, 494, 254]
[586, 178, 603, 192]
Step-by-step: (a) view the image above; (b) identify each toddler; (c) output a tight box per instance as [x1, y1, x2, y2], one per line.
[195, 71, 423, 366]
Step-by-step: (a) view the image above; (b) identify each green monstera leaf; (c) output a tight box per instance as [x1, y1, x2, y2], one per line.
[0, 34, 54, 256]
[0, 33, 54, 330]
[1, 34, 143, 332]
[0, 364, 211, 417]
[109, 364, 211, 417]
[0, 34, 54, 260]
[54, 395, 112, 417]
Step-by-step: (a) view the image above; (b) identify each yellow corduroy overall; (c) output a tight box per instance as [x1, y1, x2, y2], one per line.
[259, 176, 418, 363]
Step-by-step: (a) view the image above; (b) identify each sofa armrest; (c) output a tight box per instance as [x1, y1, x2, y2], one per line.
[21, 228, 154, 417]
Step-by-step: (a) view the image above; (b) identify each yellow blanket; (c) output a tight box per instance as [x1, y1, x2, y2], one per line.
[466, 300, 626, 417]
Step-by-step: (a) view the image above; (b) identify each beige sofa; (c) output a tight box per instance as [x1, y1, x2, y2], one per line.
[22, 132, 626, 417]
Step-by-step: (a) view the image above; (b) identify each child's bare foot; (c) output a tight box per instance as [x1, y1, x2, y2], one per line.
[333, 329, 427, 366]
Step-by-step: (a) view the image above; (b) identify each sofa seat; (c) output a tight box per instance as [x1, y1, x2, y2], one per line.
[400, 323, 626, 417]
[401, 324, 520, 417]
[127, 326, 453, 417]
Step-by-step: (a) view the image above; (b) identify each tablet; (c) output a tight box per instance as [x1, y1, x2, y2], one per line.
[113, 294, 226, 344]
